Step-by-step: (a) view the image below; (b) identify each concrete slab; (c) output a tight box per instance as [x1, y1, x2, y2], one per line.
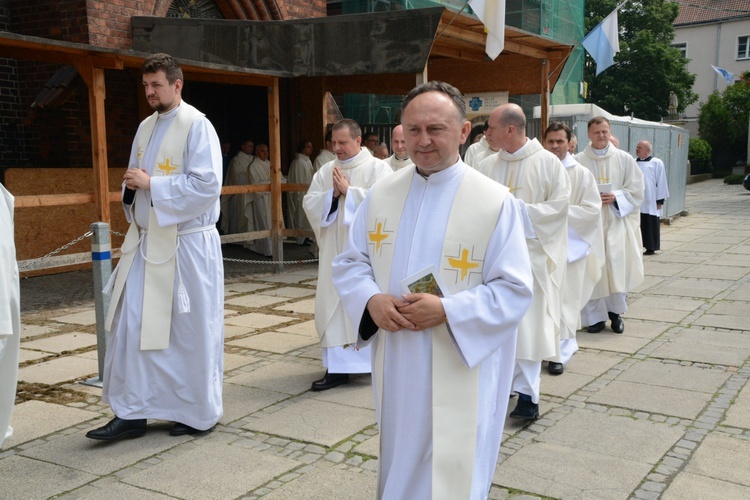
[707, 253, 750, 268]
[0, 455, 98, 499]
[224, 360, 320, 395]
[628, 295, 705, 313]
[123, 440, 299, 499]
[308, 374, 375, 410]
[243, 397, 375, 447]
[224, 312, 294, 329]
[225, 294, 288, 308]
[19, 428, 187, 475]
[20, 331, 96, 353]
[257, 272, 317, 284]
[540, 370, 593, 398]
[224, 282, 274, 295]
[223, 352, 260, 372]
[537, 409, 684, 464]
[663, 472, 750, 500]
[263, 466, 376, 500]
[650, 278, 734, 299]
[724, 382, 750, 429]
[220, 383, 289, 424]
[273, 298, 316, 314]
[224, 324, 253, 338]
[276, 319, 318, 337]
[74, 482, 175, 499]
[726, 283, 750, 301]
[495, 442, 650, 500]
[615, 319, 672, 340]
[587, 380, 712, 419]
[53, 309, 97, 325]
[17, 354, 99, 385]
[681, 264, 750, 280]
[564, 350, 622, 376]
[3, 400, 98, 448]
[631, 275, 664, 293]
[226, 331, 318, 354]
[624, 303, 692, 323]
[258, 286, 316, 298]
[576, 331, 651, 354]
[642, 262, 692, 277]
[651, 328, 750, 366]
[20, 323, 59, 339]
[685, 433, 750, 486]
[693, 313, 749, 331]
[18, 348, 51, 363]
[674, 242, 732, 253]
[617, 360, 730, 393]
[354, 435, 380, 458]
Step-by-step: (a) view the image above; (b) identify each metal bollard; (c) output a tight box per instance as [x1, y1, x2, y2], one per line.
[83, 222, 112, 387]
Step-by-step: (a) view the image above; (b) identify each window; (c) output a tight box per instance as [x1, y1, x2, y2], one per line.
[739, 36, 750, 60]
[672, 42, 687, 58]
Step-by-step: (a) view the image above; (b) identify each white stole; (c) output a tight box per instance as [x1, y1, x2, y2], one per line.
[366, 166, 508, 499]
[106, 103, 203, 350]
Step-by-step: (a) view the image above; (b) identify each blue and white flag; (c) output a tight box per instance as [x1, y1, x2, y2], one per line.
[469, 0, 505, 60]
[711, 65, 735, 84]
[582, 10, 620, 76]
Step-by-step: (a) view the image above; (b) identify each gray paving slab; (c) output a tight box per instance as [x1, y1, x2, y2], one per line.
[20, 323, 59, 339]
[122, 439, 299, 499]
[706, 253, 750, 268]
[617, 359, 730, 393]
[576, 331, 651, 354]
[4, 400, 98, 448]
[642, 261, 693, 277]
[17, 348, 51, 363]
[587, 379, 713, 418]
[220, 383, 289, 424]
[651, 278, 735, 299]
[17, 354, 99, 384]
[256, 272, 317, 284]
[243, 397, 375, 447]
[307, 374, 375, 410]
[681, 264, 750, 280]
[0, 455, 99, 500]
[354, 434, 380, 458]
[73, 481, 175, 499]
[224, 324, 253, 338]
[662, 472, 750, 500]
[495, 442, 650, 500]
[258, 286, 316, 298]
[226, 331, 318, 353]
[52, 309, 97, 325]
[540, 370, 593, 398]
[225, 293, 288, 308]
[224, 312, 295, 329]
[273, 298, 316, 314]
[20, 331, 96, 353]
[225, 359, 321, 394]
[19, 427, 188, 475]
[224, 282, 274, 295]
[565, 349, 623, 376]
[263, 466, 377, 500]
[276, 319, 318, 336]
[223, 352, 260, 372]
[723, 382, 750, 429]
[727, 283, 750, 301]
[684, 433, 750, 487]
[650, 328, 750, 366]
[624, 303, 693, 323]
[693, 313, 749, 331]
[628, 295, 705, 313]
[630, 275, 664, 293]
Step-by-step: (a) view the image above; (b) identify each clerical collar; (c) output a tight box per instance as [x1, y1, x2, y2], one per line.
[158, 101, 181, 119]
[636, 156, 652, 162]
[395, 154, 409, 161]
[504, 137, 530, 157]
[592, 145, 609, 156]
[415, 157, 461, 179]
[339, 154, 357, 165]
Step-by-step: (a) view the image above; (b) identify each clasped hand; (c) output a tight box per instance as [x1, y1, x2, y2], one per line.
[366, 293, 447, 333]
[600, 192, 616, 205]
[332, 166, 349, 198]
[124, 168, 151, 191]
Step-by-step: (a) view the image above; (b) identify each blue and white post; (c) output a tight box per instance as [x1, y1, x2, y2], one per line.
[84, 222, 112, 387]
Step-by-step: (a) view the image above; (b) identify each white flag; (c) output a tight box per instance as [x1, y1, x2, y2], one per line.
[581, 9, 620, 76]
[469, 0, 506, 60]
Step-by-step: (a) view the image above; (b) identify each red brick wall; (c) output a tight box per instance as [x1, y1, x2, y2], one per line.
[283, 0, 327, 19]
[86, 0, 157, 49]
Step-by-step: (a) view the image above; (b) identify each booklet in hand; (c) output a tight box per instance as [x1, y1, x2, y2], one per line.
[400, 265, 446, 297]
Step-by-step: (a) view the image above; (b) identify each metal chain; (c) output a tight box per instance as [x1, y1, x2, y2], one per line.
[109, 230, 127, 237]
[223, 257, 319, 265]
[18, 231, 93, 271]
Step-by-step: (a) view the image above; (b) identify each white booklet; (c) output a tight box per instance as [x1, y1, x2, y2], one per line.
[400, 265, 447, 297]
[597, 182, 612, 193]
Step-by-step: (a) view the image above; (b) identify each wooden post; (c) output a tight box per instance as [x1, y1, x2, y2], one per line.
[76, 60, 111, 223]
[268, 77, 284, 270]
[540, 58, 550, 135]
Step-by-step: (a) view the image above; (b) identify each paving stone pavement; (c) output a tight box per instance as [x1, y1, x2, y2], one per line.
[3, 179, 750, 499]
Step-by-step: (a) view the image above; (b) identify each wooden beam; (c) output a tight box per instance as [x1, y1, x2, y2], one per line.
[267, 77, 283, 269]
[540, 58, 550, 134]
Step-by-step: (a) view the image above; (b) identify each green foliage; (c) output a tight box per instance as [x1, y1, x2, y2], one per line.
[723, 174, 745, 185]
[583, 0, 697, 121]
[698, 82, 750, 169]
[688, 138, 711, 161]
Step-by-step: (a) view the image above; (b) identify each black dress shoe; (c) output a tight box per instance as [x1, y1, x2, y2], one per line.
[608, 312, 624, 334]
[311, 371, 350, 391]
[85, 417, 147, 441]
[509, 397, 539, 420]
[644, 249, 656, 255]
[170, 423, 215, 436]
[547, 362, 564, 375]
[587, 321, 606, 333]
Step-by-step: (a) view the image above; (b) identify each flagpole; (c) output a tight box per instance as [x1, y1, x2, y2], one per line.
[433, 1, 472, 44]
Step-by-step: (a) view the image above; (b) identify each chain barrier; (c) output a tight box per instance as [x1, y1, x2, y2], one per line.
[18, 231, 93, 271]
[223, 257, 319, 265]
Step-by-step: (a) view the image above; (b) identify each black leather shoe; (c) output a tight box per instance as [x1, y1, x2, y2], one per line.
[85, 417, 146, 441]
[608, 312, 624, 334]
[311, 371, 350, 391]
[644, 249, 655, 255]
[587, 321, 606, 333]
[547, 362, 564, 375]
[509, 398, 539, 420]
[170, 423, 215, 436]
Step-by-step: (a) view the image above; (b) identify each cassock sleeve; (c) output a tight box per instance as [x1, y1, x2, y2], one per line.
[441, 195, 534, 369]
[568, 167, 603, 250]
[150, 117, 223, 227]
[303, 166, 338, 240]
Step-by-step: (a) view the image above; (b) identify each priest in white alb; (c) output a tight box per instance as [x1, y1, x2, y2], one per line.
[333, 82, 533, 499]
[87, 53, 224, 441]
[543, 122, 604, 374]
[386, 125, 414, 171]
[0, 183, 20, 448]
[287, 140, 315, 245]
[220, 139, 253, 235]
[313, 131, 336, 173]
[575, 117, 644, 334]
[246, 143, 274, 257]
[464, 127, 498, 169]
[635, 140, 669, 255]
[477, 103, 570, 420]
[303, 118, 393, 391]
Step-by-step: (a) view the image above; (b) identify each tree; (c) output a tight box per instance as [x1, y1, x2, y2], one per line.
[698, 81, 750, 171]
[583, 0, 697, 121]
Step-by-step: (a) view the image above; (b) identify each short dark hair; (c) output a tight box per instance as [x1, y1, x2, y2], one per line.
[587, 116, 610, 130]
[364, 132, 379, 142]
[401, 81, 466, 122]
[297, 139, 311, 154]
[332, 119, 362, 140]
[544, 122, 571, 142]
[142, 53, 183, 85]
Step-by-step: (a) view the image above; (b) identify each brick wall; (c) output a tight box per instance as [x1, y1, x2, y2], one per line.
[86, 0, 156, 49]
[0, 0, 25, 173]
[283, 0, 327, 19]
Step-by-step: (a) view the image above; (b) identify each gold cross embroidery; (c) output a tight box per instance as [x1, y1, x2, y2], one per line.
[507, 169, 521, 194]
[157, 157, 177, 176]
[447, 248, 480, 281]
[368, 221, 390, 252]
